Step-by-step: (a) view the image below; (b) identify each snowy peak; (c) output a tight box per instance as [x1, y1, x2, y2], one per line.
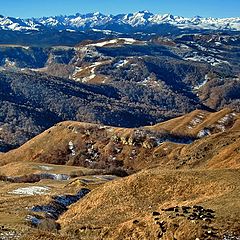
[0, 12, 239, 32]
[121, 11, 154, 26]
[0, 15, 40, 31]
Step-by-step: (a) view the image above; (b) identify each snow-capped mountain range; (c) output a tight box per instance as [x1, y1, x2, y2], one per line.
[0, 11, 240, 32]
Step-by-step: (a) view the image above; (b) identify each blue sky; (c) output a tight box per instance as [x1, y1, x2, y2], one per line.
[1, 0, 240, 18]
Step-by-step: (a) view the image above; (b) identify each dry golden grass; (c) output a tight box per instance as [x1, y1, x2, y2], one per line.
[0, 121, 102, 165]
[88, 75, 111, 84]
[148, 108, 239, 137]
[73, 60, 111, 82]
[0, 168, 116, 239]
[59, 168, 240, 239]
[0, 109, 240, 239]
[0, 109, 239, 173]
[20, 230, 71, 240]
[0, 162, 97, 177]
[176, 130, 240, 169]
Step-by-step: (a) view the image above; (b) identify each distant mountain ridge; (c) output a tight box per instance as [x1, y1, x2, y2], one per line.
[0, 11, 240, 32]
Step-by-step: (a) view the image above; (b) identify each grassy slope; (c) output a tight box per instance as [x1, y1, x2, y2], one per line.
[0, 109, 239, 171]
[59, 168, 240, 239]
[148, 108, 236, 135]
[0, 108, 240, 239]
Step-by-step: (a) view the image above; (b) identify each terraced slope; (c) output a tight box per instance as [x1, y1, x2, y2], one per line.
[149, 108, 239, 136]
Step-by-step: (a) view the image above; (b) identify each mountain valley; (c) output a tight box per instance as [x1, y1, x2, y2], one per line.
[0, 10, 239, 240]
[0, 33, 240, 152]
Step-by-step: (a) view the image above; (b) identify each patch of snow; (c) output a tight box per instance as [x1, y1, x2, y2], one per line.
[69, 140, 74, 150]
[141, 77, 161, 87]
[218, 114, 232, 125]
[72, 61, 104, 82]
[107, 127, 114, 132]
[223, 235, 240, 240]
[179, 44, 190, 49]
[39, 165, 53, 171]
[54, 189, 90, 207]
[54, 195, 77, 207]
[193, 79, 207, 90]
[68, 140, 76, 156]
[113, 59, 129, 68]
[39, 173, 70, 181]
[66, 29, 76, 32]
[93, 175, 117, 181]
[9, 186, 50, 195]
[87, 39, 118, 47]
[188, 113, 206, 129]
[184, 52, 230, 66]
[26, 215, 41, 225]
[85, 159, 94, 164]
[195, 43, 208, 51]
[214, 113, 235, 132]
[197, 129, 211, 138]
[82, 73, 96, 82]
[118, 38, 137, 44]
[216, 124, 226, 132]
[86, 38, 141, 48]
[4, 58, 16, 68]
[21, 46, 30, 50]
[189, 117, 203, 127]
[197, 113, 206, 119]
[92, 28, 116, 35]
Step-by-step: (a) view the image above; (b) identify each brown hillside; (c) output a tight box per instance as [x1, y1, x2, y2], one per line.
[59, 168, 240, 240]
[0, 109, 240, 239]
[175, 130, 240, 169]
[148, 108, 238, 137]
[0, 109, 239, 172]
